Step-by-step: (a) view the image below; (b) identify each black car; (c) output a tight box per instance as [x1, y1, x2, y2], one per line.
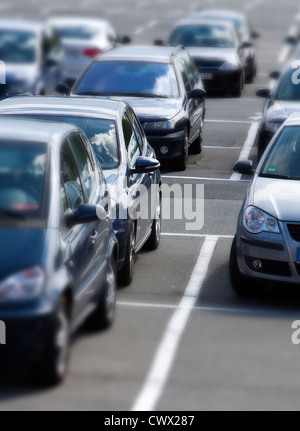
[168, 18, 250, 97]
[188, 9, 259, 83]
[69, 45, 206, 171]
[0, 118, 118, 386]
[256, 61, 300, 158]
[0, 96, 161, 286]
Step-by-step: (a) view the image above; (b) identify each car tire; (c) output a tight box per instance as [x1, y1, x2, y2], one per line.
[189, 133, 203, 155]
[86, 257, 117, 330]
[118, 222, 136, 286]
[229, 235, 253, 296]
[145, 191, 161, 250]
[174, 128, 189, 171]
[30, 296, 70, 386]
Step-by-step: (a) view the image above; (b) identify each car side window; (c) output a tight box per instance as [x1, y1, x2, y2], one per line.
[126, 108, 144, 152]
[178, 57, 192, 93]
[60, 141, 85, 212]
[122, 113, 141, 168]
[68, 133, 96, 201]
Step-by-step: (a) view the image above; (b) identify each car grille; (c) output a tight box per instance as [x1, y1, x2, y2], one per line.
[287, 224, 300, 242]
[244, 256, 291, 277]
[194, 58, 225, 70]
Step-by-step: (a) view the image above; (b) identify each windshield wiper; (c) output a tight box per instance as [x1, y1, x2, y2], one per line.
[0, 208, 26, 219]
[260, 173, 299, 180]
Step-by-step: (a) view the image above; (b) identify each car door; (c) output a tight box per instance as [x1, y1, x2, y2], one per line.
[122, 110, 152, 249]
[60, 134, 109, 317]
[178, 56, 202, 143]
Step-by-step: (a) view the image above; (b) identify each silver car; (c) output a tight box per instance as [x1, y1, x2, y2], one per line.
[231, 113, 300, 294]
[49, 17, 129, 86]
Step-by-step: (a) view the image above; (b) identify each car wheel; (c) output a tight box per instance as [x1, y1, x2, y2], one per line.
[145, 191, 161, 250]
[229, 235, 254, 296]
[86, 257, 117, 330]
[174, 128, 189, 171]
[189, 133, 203, 155]
[118, 222, 136, 286]
[30, 296, 70, 386]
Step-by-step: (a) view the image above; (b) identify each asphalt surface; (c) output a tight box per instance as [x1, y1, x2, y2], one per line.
[1, 0, 300, 412]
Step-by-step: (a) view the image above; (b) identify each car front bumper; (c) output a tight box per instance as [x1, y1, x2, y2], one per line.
[236, 221, 300, 284]
[145, 130, 185, 160]
[200, 69, 242, 92]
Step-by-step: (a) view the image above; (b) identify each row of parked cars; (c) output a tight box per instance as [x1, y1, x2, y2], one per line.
[0, 9, 262, 386]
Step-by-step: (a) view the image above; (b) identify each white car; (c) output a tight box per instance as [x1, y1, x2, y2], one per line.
[49, 17, 130, 86]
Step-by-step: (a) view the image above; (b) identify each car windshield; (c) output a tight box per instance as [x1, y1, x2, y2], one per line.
[74, 61, 179, 98]
[0, 30, 36, 63]
[56, 26, 101, 40]
[6, 114, 119, 170]
[0, 141, 47, 221]
[275, 67, 300, 100]
[260, 126, 300, 180]
[169, 24, 235, 48]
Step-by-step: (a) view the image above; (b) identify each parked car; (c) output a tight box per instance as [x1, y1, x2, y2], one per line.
[188, 9, 260, 82]
[0, 118, 118, 385]
[67, 45, 206, 170]
[167, 18, 249, 97]
[0, 97, 161, 286]
[230, 113, 300, 295]
[0, 19, 65, 99]
[256, 61, 300, 159]
[49, 17, 130, 86]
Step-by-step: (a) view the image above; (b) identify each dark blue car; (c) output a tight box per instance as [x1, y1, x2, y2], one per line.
[0, 97, 162, 286]
[0, 118, 118, 385]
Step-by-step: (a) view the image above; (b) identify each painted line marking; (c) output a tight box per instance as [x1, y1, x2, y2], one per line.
[230, 122, 259, 181]
[203, 146, 243, 149]
[161, 233, 234, 239]
[131, 236, 218, 411]
[162, 175, 250, 182]
[205, 119, 252, 125]
[134, 19, 157, 35]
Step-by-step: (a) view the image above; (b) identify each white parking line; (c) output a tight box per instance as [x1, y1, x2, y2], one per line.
[230, 122, 259, 181]
[131, 236, 218, 412]
[206, 119, 252, 125]
[134, 19, 157, 35]
[162, 233, 234, 239]
[162, 175, 250, 182]
[203, 145, 243, 149]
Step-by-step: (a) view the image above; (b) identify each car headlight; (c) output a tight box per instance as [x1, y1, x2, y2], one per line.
[243, 206, 280, 234]
[143, 120, 175, 131]
[0, 267, 45, 302]
[219, 62, 239, 70]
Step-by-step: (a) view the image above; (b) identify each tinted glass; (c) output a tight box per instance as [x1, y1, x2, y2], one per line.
[75, 61, 179, 98]
[260, 126, 300, 179]
[122, 114, 141, 168]
[6, 114, 119, 170]
[275, 68, 300, 101]
[57, 26, 101, 40]
[0, 30, 36, 63]
[169, 24, 235, 48]
[0, 141, 47, 219]
[60, 142, 85, 211]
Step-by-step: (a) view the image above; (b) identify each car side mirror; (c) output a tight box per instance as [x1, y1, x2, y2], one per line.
[66, 204, 105, 227]
[45, 57, 59, 68]
[251, 31, 260, 39]
[188, 88, 206, 100]
[121, 35, 131, 44]
[269, 70, 281, 80]
[233, 160, 254, 176]
[131, 156, 160, 174]
[154, 39, 165, 46]
[256, 88, 271, 98]
[240, 41, 253, 49]
[56, 83, 71, 95]
[285, 35, 297, 45]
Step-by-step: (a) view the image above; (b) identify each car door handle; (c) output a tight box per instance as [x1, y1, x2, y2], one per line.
[90, 231, 98, 245]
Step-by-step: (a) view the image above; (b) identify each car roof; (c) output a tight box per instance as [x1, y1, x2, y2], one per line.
[0, 118, 79, 145]
[97, 45, 185, 63]
[48, 17, 110, 28]
[0, 96, 128, 120]
[0, 19, 45, 33]
[172, 17, 235, 30]
[191, 9, 245, 21]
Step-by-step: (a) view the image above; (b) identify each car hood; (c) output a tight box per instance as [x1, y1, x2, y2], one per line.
[0, 228, 46, 281]
[104, 96, 182, 121]
[267, 100, 300, 120]
[252, 176, 300, 221]
[186, 47, 239, 63]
